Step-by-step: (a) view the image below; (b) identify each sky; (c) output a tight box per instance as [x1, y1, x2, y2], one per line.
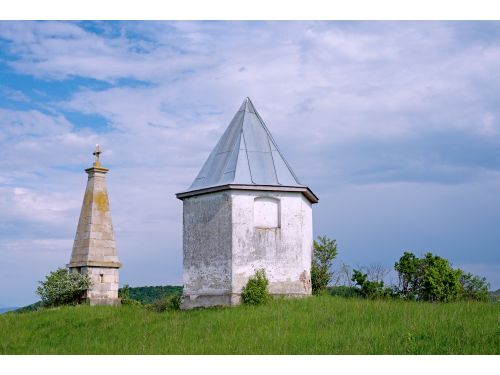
[0, 21, 499, 307]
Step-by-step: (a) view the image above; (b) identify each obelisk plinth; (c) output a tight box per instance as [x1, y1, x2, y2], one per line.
[68, 145, 121, 305]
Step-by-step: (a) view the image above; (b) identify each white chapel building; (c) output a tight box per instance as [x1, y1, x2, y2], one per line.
[176, 98, 318, 309]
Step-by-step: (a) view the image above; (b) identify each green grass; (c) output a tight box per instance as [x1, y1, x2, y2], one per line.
[1, 296, 498, 354]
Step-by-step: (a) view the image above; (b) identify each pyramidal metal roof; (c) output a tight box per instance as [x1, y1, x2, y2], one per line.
[177, 98, 318, 203]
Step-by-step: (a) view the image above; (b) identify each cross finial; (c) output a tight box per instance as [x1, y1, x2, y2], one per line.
[93, 144, 101, 167]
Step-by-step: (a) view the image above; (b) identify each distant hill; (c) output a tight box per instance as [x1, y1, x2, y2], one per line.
[121, 285, 182, 304]
[0, 307, 19, 314]
[13, 286, 183, 312]
[15, 301, 42, 313]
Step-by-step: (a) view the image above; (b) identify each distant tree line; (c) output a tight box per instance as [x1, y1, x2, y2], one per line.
[118, 284, 182, 311]
[119, 285, 182, 304]
[23, 271, 183, 312]
[24, 235, 494, 313]
[311, 236, 492, 302]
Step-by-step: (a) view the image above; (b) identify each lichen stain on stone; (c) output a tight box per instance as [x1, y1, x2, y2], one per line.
[94, 191, 109, 212]
[299, 270, 311, 291]
[81, 191, 92, 216]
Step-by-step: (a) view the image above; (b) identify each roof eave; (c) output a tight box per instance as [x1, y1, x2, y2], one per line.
[176, 184, 319, 204]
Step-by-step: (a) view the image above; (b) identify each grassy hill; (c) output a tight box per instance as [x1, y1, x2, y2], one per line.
[0, 295, 498, 354]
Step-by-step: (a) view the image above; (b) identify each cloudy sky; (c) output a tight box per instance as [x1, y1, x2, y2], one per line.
[0, 21, 499, 306]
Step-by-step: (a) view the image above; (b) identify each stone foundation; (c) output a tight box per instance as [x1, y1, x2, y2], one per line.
[88, 297, 121, 306]
[182, 291, 311, 309]
[181, 293, 232, 309]
[70, 266, 120, 304]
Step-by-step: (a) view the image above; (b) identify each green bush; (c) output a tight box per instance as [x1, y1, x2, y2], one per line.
[459, 272, 490, 301]
[394, 251, 421, 299]
[118, 285, 183, 304]
[149, 293, 182, 312]
[328, 286, 363, 298]
[241, 269, 270, 305]
[421, 254, 462, 302]
[36, 268, 92, 307]
[118, 283, 131, 300]
[311, 236, 338, 295]
[118, 285, 143, 307]
[490, 289, 500, 302]
[394, 252, 463, 302]
[351, 270, 393, 299]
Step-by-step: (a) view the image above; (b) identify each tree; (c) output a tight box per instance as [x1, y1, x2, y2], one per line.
[394, 251, 422, 299]
[338, 261, 354, 287]
[459, 272, 490, 301]
[36, 268, 92, 307]
[420, 253, 462, 302]
[394, 252, 463, 302]
[351, 269, 392, 299]
[149, 293, 182, 311]
[311, 236, 338, 294]
[363, 263, 389, 284]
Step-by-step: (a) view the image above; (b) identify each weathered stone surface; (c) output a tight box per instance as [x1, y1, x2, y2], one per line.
[181, 192, 232, 309]
[68, 148, 121, 305]
[180, 189, 313, 309]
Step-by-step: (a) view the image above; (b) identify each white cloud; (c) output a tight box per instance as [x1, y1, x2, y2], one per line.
[480, 112, 496, 135]
[11, 187, 80, 223]
[0, 21, 216, 82]
[0, 85, 30, 102]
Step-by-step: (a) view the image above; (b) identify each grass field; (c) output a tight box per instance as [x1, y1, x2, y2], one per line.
[0, 296, 498, 354]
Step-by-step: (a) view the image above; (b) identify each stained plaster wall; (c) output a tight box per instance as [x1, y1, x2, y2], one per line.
[181, 189, 313, 309]
[231, 191, 312, 302]
[182, 191, 233, 308]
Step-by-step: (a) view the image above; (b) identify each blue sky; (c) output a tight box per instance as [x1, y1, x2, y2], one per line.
[0, 21, 499, 306]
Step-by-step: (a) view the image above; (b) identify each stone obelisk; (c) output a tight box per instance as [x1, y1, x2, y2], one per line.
[68, 145, 121, 305]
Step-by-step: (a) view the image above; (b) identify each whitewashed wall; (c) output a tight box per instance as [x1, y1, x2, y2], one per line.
[230, 191, 312, 303]
[181, 192, 233, 308]
[181, 189, 313, 309]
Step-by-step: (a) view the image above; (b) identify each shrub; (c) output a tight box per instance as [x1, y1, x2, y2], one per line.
[149, 293, 182, 312]
[241, 269, 270, 305]
[118, 284, 131, 299]
[36, 268, 92, 307]
[420, 253, 462, 302]
[351, 270, 393, 299]
[328, 286, 362, 298]
[118, 284, 143, 307]
[394, 251, 422, 300]
[311, 236, 338, 294]
[459, 272, 490, 301]
[394, 252, 464, 302]
[118, 285, 183, 304]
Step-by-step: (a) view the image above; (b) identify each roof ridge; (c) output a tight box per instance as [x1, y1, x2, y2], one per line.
[221, 110, 245, 177]
[240, 109, 255, 184]
[184, 97, 307, 192]
[249, 98, 302, 185]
